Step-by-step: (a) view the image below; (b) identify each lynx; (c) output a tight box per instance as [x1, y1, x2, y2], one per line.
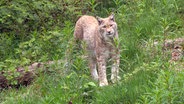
[74, 14, 120, 86]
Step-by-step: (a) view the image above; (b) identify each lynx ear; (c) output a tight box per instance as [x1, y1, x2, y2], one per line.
[109, 13, 115, 21]
[96, 16, 103, 25]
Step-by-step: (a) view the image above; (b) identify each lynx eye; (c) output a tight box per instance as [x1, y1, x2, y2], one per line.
[110, 24, 113, 27]
[102, 25, 106, 28]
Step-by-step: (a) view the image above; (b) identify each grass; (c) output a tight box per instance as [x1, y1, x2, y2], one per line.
[1, 0, 184, 104]
[2, 61, 182, 104]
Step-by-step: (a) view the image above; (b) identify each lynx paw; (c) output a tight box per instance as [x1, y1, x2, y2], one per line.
[99, 82, 108, 87]
[111, 76, 121, 83]
[99, 79, 108, 86]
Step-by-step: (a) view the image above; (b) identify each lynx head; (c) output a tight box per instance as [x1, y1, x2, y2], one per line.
[97, 13, 118, 40]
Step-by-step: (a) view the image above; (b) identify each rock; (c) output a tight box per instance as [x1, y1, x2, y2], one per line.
[0, 60, 62, 90]
[164, 38, 184, 62]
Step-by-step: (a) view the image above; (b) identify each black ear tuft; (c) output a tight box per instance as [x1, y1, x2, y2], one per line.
[109, 13, 115, 21]
[96, 16, 103, 25]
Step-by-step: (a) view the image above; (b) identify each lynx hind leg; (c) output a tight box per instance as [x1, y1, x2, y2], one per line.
[74, 21, 83, 50]
[74, 20, 83, 40]
[111, 55, 121, 83]
[89, 57, 98, 81]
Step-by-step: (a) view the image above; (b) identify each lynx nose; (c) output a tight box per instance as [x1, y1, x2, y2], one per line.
[107, 31, 111, 35]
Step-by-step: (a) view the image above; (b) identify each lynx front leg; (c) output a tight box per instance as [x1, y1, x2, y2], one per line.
[97, 57, 108, 86]
[111, 55, 121, 83]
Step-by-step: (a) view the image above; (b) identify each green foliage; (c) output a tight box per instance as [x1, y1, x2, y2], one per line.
[139, 70, 184, 104]
[0, 0, 184, 104]
[0, 0, 90, 34]
[0, 0, 91, 61]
